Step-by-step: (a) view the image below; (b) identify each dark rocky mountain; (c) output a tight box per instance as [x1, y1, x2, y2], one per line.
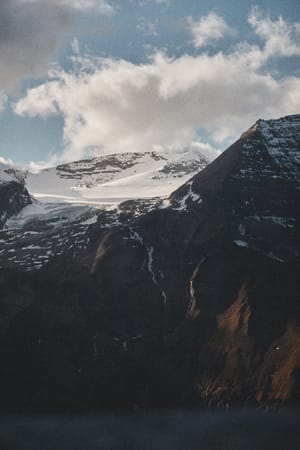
[0, 114, 299, 412]
[0, 167, 31, 229]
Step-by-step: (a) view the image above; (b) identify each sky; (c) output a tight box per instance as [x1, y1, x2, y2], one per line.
[0, 0, 299, 169]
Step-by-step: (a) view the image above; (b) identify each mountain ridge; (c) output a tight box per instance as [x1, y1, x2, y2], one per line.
[0, 114, 299, 411]
[24, 147, 213, 205]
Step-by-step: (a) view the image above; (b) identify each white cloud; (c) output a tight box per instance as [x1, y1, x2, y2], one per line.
[188, 12, 231, 49]
[60, 0, 115, 14]
[0, 156, 14, 166]
[14, 11, 300, 163]
[249, 7, 300, 58]
[25, 153, 62, 172]
[189, 141, 221, 162]
[21, 0, 115, 14]
[71, 38, 80, 55]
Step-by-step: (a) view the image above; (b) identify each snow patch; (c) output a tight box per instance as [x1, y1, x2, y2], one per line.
[80, 214, 98, 225]
[268, 252, 285, 263]
[174, 181, 202, 211]
[234, 240, 248, 248]
[159, 199, 171, 209]
[147, 246, 158, 286]
[129, 228, 144, 244]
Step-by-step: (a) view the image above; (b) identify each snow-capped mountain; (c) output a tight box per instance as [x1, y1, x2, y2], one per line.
[0, 163, 26, 185]
[0, 163, 31, 228]
[25, 148, 212, 205]
[0, 147, 212, 271]
[0, 114, 299, 412]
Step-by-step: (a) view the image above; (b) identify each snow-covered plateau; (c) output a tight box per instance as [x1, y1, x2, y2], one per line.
[0, 147, 213, 232]
[26, 149, 212, 205]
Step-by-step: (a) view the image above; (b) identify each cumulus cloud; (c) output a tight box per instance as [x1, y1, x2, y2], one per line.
[0, 156, 14, 166]
[14, 11, 300, 163]
[60, 0, 115, 14]
[249, 6, 300, 58]
[25, 154, 62, 172]
[0, 0, 114, 97]
[21, 0, 115, 14]
[188, 12, 231, 49]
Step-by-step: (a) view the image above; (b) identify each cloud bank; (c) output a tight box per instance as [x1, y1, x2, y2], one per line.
[0, 0, 114, 97]
[14, 10, 300, 163]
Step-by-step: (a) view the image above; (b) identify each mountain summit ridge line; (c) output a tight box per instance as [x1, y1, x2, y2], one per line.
[0, 114, 299, 411]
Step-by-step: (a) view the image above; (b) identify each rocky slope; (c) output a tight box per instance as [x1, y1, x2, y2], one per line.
[0, 166, 31, 229]
[0, 115, 299, 412]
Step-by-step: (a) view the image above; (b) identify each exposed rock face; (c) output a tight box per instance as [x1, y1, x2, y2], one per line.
[0, 170, 31, 229]
[0, 115, 299, 412]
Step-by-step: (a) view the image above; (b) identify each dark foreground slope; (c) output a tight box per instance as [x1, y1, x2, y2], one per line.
[0, 115, 299, 412]
[0, 411, 299, 450]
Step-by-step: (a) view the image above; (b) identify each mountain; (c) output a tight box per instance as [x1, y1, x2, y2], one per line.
[0, 114, 299, 412]
[0, 148, 211, 272]
[0, 164, 31, 229]
[25, 148, 212, 205]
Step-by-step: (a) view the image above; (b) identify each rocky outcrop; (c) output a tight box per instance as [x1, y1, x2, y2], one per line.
[0, 173, 31, 228]
[0, 115, 299, 412]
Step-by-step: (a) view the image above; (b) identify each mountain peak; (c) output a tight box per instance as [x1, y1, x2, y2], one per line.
[254, 114, 300, 184]
[0, 114, 299, 411]
[25, 148, 211, 205]
[255, 113, 300, 128]
[172, 113, 300, 203]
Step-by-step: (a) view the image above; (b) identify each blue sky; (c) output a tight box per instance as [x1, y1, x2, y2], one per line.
[0, 0, 299, 167]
